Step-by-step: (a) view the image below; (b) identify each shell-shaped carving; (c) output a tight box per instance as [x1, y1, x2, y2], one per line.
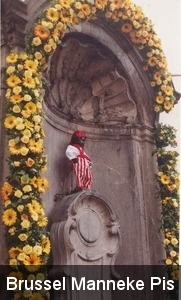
[46, 35, 137, 126]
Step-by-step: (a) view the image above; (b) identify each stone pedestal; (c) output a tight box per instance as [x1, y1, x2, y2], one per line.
[50, 190, 120, 300]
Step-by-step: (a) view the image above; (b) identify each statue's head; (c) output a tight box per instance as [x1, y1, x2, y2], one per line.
[71, 131, 87, 147]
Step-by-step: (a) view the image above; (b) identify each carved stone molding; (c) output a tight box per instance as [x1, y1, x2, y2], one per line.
[50, 190, 120, 266]
[50, 191, 120, 299]
[44, 34, 138, 127]
[1, 0, 28, 49]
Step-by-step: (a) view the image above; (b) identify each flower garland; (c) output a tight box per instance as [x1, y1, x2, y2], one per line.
[154, 123, 179, 296]
[2, 52, 51, 300]
[1, 0, 179, 299]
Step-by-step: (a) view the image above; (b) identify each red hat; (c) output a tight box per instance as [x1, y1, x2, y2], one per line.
[72, 131, 87, 138]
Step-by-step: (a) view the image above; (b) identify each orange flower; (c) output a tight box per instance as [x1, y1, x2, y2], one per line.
[21, 214, 29, 220]
[1, 182, 13, 202]
[34, 25, 50, 40]
[121, 23, 133, 33]
[25, 157, 35, 167]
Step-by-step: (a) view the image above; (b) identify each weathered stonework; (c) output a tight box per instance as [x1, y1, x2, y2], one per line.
[50, 190, 120, 300]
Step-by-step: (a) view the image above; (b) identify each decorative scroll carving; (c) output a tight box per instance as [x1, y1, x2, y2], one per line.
[45, 35, 137, 126]
[50, 191, 120, 299]
[50, 191, 120, 265]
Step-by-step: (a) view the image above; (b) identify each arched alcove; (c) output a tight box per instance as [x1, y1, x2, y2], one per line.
[40, 19, 164, 265]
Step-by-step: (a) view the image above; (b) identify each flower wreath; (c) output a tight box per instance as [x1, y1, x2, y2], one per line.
[1, 0, 179, 299]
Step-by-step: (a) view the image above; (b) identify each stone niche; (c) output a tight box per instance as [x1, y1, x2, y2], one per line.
[44, 20, 165, 279]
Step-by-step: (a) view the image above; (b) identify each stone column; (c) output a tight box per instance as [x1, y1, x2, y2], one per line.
[0, 0, 28, 277]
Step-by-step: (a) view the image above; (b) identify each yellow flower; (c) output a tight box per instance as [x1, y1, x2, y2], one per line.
[13, 86, 22, 95]
[9, 258, 18, 266]
[156, 95, 164, 104]
[81, 4, 91, 16]
[160, 174, 170, 185]
[18, 233, 28, 242]
[24, 101, 37, 113]
[8, 227, 16, 235]
[4, 200, 11, 208]
[23, 129, 32, 137]
[32, 37, 42, 46]
[33, 115, 41, 123]
[46, 7, 59, 22]
[111, 0, 122, 9]
[34, 89, 40, 97]
[1, 182, 13, 202]
[42, 236, 51, 254]
[148, 56, 157, 67]
[6, 53, 18, 64]
[74, 2, 81, 9]
[172, 200, 178, 208]
[22, 185, 32, 193]
[17, 252, 27, 261]
[38, 177, 49, 190]
[24, 94, 33, 102]
[165, 258, 172, 265]
[6, 66, 15, 74]
[6, 75, 21, 87]
[8, 247, 22, 259]
[24, 253, 41, 272]
[31, 212, 39, 221]
[23, 245, 33, 255]
[9, 145, 21, 155]
[164, 85, 173, 96]
[28, 199, 41, 213]
[33, 245, 42, 256]
[19, 52, 28, 60]
[24, 59, 38, 73]
[17, 205, 24, 212]
[24, 70, 33, 78]
[5, 88, 11, 98]
[14, 189, 23, 198]
[163, 238, 170, 245]
[17, 64, 24, 71]
[34, 52, 43, 60]
[29, 140, 44, 153]
[10, 94, 23, 104]
[12, 104, 21, 114]
[4, 115, 16, 129]
[171, 238, 178, 246]
[170, 251, 177, 257]
[21, 219, 30, 229]
[164, 101, 173, 111]
[44, 44, 52, 53]
[95, 0, 108, 10]
[20, 146, 29, 156]
[23, 77, 36, 89]
[21, 110, 31, 118]
[59, 0, 72, 9]
[37, 215, 48, 227]
[2, 208, 17, 226]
